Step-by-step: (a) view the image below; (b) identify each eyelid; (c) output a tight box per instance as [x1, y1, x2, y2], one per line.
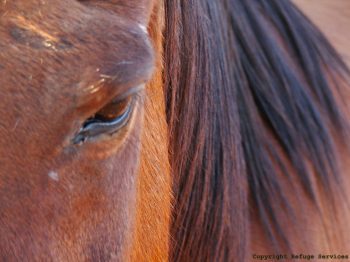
[76, 75, 145, 115]
[113, 84, 145, 102]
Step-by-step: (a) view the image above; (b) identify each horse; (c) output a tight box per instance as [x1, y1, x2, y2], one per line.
[0, 0, 349, 261]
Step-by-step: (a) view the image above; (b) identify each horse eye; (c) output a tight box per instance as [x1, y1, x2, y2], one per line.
[72, 96, 134, 144]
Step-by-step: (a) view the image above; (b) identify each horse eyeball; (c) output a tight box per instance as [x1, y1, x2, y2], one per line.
[93, 96, 132, 122]
[72, 96, 135, 144]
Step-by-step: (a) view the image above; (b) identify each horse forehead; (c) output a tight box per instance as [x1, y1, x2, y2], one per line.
[0, 1, 152, 56]
[0, 1, 155, 105]
[0, 0, 156, 24]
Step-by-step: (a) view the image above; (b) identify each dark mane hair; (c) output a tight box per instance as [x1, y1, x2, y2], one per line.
[163, 0, 349, 261]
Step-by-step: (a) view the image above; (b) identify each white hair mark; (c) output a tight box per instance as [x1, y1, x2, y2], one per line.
[48, 171, 59, 181]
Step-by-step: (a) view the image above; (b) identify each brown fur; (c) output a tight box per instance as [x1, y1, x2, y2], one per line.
[130, 1, 172, 261]
[0, 1, 165, 260]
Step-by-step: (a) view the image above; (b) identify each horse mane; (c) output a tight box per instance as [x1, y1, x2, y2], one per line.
[163, 0, 349, 261]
